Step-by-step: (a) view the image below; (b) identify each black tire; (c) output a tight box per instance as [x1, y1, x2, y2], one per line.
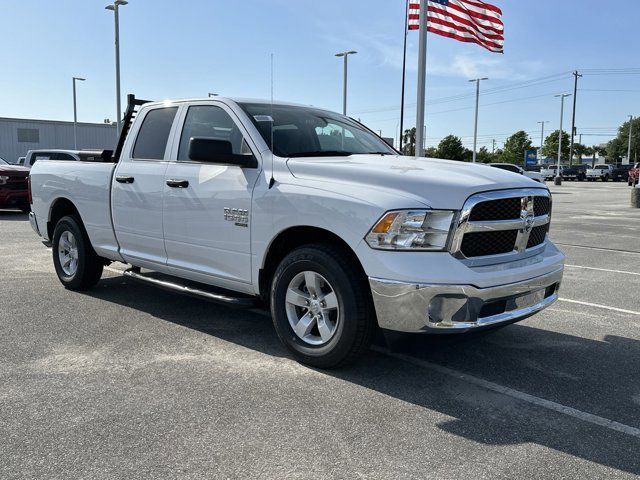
[603, 175, 609, 182]
[270, 244, 374, 368]
[52, 215, 103, 291]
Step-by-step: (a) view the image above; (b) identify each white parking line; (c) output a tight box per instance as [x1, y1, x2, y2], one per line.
[373, 347, 640, 439]
[556, 243, 640, 255]
[565, 264, 640, 276]
[558, 298, 640, 316]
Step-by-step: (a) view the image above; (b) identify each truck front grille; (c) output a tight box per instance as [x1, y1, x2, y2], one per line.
[450, 189, 552, 261]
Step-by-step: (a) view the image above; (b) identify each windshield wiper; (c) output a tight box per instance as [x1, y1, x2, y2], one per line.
[361, 151, 394, 156]
[288, 151, 353, 158]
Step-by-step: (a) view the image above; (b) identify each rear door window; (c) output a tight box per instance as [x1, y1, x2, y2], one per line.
[133, 107, 178, 160]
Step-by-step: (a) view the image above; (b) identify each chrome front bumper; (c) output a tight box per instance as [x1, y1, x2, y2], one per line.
[369, 267, 563, 333]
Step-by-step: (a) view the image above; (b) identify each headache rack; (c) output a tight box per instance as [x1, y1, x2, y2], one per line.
[112, 94, 153, 162]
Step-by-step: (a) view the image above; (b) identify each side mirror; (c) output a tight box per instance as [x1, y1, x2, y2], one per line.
[188, 137, 257, 168]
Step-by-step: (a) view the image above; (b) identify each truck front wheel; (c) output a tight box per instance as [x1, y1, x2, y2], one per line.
[52, 215, 103, 291]
[270, 245, 374, 368]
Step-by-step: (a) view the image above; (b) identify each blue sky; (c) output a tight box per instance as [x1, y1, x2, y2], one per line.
[1, 0, 639, 150]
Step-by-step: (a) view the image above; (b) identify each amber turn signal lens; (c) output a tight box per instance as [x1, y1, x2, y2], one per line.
[371, 212, 400, 234]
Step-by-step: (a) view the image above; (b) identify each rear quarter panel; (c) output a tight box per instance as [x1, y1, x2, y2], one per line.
[30, 160, 122, 260]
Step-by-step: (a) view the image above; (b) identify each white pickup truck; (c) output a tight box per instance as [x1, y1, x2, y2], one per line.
[586, 164, 613, 182]
[28, 96, 564, 367]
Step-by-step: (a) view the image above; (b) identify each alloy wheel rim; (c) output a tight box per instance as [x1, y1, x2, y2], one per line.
[58, 231, 79, 277]
[285, 271, 340, 346]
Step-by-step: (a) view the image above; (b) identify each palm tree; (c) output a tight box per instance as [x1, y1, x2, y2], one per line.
[402, 128, 416, 156]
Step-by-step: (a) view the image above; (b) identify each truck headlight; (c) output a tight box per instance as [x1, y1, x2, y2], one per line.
[365, 210, 455, 251]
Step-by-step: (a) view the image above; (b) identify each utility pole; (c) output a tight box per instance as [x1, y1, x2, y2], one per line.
[72, 77, 86, 150]
[335, 51, 357, 115]
[568, 71, 582, 166]
[627, 115, 634, 165]
[555, 93, 572, 186]
[470, 77, 489, 163]
[537, 120, 548, 162]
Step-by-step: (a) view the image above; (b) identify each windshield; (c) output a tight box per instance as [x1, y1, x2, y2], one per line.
[238, 103, 397, 158]
[0, 157, 7, 165]
[594, 165, 608, 169]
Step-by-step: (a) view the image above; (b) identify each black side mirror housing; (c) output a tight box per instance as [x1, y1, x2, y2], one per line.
[188, 137, 257, 168]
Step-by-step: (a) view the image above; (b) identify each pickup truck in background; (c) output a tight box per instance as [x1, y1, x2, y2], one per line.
[23, 149, 82, 168]
[28, 95, 564, 368]
[0, 157, 30, 212]
[540, 164, 563, 181]
[629, 162, 640, 186]
[561, 164, 589, 181]
[587, 164, 614, 181]
[611, 163, 633, 182]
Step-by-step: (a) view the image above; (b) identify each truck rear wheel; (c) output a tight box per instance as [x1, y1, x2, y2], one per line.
[270, 245, 374, 368]
[52, 215, 103, 291]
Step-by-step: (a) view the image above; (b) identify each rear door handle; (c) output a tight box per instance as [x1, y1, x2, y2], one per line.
[166, 179, 189, 188]
[115, 176, 135, 184]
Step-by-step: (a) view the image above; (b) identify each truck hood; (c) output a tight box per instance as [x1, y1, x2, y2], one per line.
[286, 155, 545, 209]
[0, 165, 29, 177]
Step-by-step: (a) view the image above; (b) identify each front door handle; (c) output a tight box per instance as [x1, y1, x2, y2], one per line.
[115, 176, 135, 184]
[166, 179, 189, 188]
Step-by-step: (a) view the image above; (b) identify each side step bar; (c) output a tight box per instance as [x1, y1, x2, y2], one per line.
[123, 268, 259, 308]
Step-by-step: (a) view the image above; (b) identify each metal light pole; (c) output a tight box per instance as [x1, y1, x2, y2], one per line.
[335, 51, 357, 115]
[414, 0, 429, 158]
[470, 77, 488, 163]
[554, 94, 572, 186]
[568, 71, 582, 166]
[627, 115, 634, 165]
[105, 0, 128, 136]
[537, 121, 548, 162]
[72, 77, 86, 149]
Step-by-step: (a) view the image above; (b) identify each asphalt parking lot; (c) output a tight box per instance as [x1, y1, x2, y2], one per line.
[1, 182, 639, 479]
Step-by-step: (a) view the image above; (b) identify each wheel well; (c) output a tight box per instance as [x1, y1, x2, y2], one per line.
[47, 198, 80, 240]
[259, 226, 367, 303]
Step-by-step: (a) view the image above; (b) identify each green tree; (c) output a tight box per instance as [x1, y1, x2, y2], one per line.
[476, 146, 493, 163]
[424, 146, 439, 157]
[436, 135, 466, 161]
[402, 128, 416, 156]
[502, 131, 533, 164]
[542, 130, 570, 161]
[606, 117, 640, 162]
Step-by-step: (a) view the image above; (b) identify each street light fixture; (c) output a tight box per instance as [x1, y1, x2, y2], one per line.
[335, 51, 357, 115]
[469, 77, 488, 163]
[105, 0, 128, 136]
[72, 77, 86, 149]
[554, 93, 572, 186]
[208, 93, 218, 97]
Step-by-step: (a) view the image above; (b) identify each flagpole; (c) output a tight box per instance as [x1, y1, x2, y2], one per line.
[415, 0, 429, 157]
[399, 0, 409, 152]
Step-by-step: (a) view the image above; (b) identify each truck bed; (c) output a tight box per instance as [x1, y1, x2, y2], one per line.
[29, 160, 122, 261]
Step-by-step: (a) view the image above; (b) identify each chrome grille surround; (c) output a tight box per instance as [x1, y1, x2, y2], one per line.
[450, 188, 552, 266]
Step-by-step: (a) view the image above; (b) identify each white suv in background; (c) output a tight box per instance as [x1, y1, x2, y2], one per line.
[488, 163, 544, 183]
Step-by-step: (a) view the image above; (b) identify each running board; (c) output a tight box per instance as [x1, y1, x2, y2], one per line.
[122, 269, 259, 308]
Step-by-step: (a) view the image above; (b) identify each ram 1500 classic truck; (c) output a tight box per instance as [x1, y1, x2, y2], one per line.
[28, 96, 565, 368]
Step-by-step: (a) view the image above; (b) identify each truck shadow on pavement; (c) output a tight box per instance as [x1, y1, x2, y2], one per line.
[84, 276, 640, 476]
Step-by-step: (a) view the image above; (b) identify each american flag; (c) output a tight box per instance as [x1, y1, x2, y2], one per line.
[408, 0, 504, 53]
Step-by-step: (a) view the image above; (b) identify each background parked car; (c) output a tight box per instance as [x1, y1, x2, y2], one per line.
[540, 164, 563, 180]
[561, 164, 589, 181]
[0, 157, 30, 212]
[23, 149, 82, 168]
[586, 164, 614, 181]
[629, 162, 640, 186]
[611, 163, 634, 182]
[488, 163, 544, 183]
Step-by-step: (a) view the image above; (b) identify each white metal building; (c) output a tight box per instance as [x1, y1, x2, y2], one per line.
[0, 117, 117, 163]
